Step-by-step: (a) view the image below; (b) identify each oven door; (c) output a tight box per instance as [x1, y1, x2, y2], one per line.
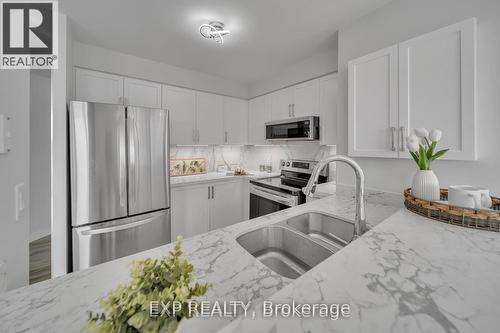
[249, 185, 298, 219]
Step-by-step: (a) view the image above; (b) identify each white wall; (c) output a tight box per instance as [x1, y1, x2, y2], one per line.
[249, 34, 338, 98]
[73, 41, 250, 99]
[336, 0, 500, 195]
[29, 70, 51, 242]
[0, 71, 30, 291]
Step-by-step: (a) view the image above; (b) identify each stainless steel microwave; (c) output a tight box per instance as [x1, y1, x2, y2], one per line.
[265, 116, 319, 141]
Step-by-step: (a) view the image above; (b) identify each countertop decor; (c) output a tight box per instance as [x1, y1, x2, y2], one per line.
[407, 128, 448, 201]
[170, 158, 207, 177]
[84, 238, 210, 333]
[404, 188, 500, 232]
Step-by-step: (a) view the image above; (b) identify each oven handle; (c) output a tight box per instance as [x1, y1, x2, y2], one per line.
[250, 185, 298, 207]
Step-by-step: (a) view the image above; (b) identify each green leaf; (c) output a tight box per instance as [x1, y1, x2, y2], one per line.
[426, 141, 436, 160]
[431, 149, 449, 161]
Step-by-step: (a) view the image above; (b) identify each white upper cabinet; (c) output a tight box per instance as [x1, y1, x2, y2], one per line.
[248, 95, 271, 145]
[348, 18, 477, 160]
[348, 45, 399, 158]
[319, 74, 338, 145]
[223, 97, 248, 144]
[270, 87, 294, 120]
[196, 92, 224, 144]
[124, 77, 162, 108]
[292, 79, 320, 118]
[399, 18, 477, 160]
[162, 85, 196, 145]
[269, 80, 320, 120]
[74, 68, 124, 104]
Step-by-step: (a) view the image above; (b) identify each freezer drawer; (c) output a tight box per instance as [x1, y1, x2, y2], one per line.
[72, 210, 171, 271]
[69, 101, 128, 226]
[127, 107, 170, 215]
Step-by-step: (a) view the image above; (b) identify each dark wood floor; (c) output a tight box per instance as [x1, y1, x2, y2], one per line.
[29, 235, 51, 284]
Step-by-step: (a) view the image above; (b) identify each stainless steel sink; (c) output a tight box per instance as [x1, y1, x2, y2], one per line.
[285, 212, 355, 250]
[236, 225, 333, 279]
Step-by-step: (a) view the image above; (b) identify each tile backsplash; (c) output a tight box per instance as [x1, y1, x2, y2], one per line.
[170, 142, 337, 181]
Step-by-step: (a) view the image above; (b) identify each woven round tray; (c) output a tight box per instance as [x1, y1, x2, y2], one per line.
[404, 188, 500, 232]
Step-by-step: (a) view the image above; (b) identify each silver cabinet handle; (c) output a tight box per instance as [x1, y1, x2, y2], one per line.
[211, 186, 215, 199]
[400, 126, 406, 152]
[208, 186, 211, 199]
[390, 127, 396, 151]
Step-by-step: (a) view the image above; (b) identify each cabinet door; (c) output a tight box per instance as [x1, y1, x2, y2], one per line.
[319, 74, 338, 145]
[124, 78, 162, 108]
[196, 92, 224, 144]
[248, 95, 271, 145]
[270, 87, 293, 120]
[223, 97, 248, 144]
[171, 185, 210, 239]
[210, 181, 244, 230]
[399, 18, 476, 160]
[74, 68, 124, 104]
[292, 79, 319, 117]
[162, 86, 196, 145]
[348, 45, 399, 158]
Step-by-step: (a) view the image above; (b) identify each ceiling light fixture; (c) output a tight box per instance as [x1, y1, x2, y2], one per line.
[199, 21, 230, 45]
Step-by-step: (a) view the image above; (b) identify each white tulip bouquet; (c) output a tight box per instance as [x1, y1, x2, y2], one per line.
[406, 128, 448, 170]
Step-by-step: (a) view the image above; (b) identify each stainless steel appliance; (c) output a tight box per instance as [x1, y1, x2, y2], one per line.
[249, 159, 328, 218]
[265, 116, 319, 141]
[69, 101, 171, 271]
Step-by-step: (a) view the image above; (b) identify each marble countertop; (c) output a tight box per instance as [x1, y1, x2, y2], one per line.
[2, 186, 500, 333]
[170, 171, 280, 187]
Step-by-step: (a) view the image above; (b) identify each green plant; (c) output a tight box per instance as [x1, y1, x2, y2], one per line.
[84, 238, 210, 333]
[406, 128, 449, 170]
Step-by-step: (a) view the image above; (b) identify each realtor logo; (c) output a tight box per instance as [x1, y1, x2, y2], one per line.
[1, 0, 58, 69]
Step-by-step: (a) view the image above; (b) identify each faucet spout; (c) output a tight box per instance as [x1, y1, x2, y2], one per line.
[303, 155, 366, 239]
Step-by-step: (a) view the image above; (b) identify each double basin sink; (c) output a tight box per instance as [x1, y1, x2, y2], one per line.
[236, 212, 356, 279]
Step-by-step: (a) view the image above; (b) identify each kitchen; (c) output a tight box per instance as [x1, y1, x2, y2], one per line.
[1, 0, 500, 332]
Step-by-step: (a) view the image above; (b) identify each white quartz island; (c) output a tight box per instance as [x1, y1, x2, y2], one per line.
[1, 186, 500, 333]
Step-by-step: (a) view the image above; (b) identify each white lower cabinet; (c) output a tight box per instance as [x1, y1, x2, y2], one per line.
[210, 180, 244, 230]
[171, 180, 244, 239]
[171, 184, 211, 239]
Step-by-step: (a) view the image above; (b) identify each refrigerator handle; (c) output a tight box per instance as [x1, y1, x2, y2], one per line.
[128, 114, 139, 207]
[80, 216, 156, 236]
[119, 122, 127, 207]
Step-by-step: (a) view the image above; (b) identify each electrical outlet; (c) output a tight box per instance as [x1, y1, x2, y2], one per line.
[15, 183, 25, 221]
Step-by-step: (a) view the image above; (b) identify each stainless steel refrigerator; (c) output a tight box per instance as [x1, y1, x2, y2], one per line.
[69, 101, 171, 271]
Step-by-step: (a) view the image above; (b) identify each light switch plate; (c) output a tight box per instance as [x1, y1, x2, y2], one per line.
[0, 115, 12, 154]
[15, 183, 25, 221]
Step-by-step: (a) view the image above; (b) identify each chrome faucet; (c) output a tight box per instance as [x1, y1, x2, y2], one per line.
[303, 155, 367, 238]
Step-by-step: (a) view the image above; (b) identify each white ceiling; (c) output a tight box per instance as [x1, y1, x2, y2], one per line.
[60, 0, 393, 84]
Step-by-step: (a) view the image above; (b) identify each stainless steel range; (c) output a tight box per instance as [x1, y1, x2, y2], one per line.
[249, 159, 329, 218]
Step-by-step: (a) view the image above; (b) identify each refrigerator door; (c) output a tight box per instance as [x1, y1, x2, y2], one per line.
[127, 107, 170, 215]
[73, 209, 171, 271]
[69, 101, 127, 227]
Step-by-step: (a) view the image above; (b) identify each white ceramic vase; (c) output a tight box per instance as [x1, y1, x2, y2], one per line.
[412, 170, 440, 201]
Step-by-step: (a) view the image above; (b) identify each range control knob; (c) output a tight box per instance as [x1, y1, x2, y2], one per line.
[285, 162, 291, 167]
[281, 161, 286, 166]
